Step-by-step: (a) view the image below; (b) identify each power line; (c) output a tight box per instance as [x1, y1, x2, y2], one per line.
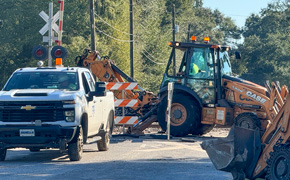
[95, 26, 133, 43]
[95, 12, 134, 36]
[141, 51, 166, 65]
[143, 48, 168, 62]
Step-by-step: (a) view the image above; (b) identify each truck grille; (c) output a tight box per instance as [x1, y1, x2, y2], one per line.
[0, 101, 70, 122]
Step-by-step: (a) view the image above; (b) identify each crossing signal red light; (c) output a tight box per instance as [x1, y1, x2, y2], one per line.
[32, 45, 48, 60]
[36, 49, 44, 57]
[51, 46, 68, 60]
[54, 49, 63, 57]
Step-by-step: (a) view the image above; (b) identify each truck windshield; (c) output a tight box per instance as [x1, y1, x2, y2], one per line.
[3, 72, 79, 91]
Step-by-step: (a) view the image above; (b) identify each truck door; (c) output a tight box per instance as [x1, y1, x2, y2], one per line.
[82, 72, 102, 136]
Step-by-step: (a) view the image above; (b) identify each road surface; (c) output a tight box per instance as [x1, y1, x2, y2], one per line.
[0, 129, 232, 180]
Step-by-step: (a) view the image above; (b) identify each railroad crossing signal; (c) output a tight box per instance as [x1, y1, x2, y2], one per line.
[39, 10, 59, 43]
[39, 11, 59, 36]
[37, 1, 64, 66]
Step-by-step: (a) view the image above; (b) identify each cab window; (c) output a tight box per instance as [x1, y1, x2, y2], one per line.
[84, 72, 95, 91]
[220, 51, 232, 76]
[188, 48, 214, 79]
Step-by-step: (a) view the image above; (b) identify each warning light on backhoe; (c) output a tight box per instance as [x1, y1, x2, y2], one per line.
[191, 36, 197, 42]
[204, 37, 210, 43]
[168, 42, 180, 47]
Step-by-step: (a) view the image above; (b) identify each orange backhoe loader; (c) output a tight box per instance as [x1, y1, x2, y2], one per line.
[76, 37, 288, 138]
[202, 92, 290, 179]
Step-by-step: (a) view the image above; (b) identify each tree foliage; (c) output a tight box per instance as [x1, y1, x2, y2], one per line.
[0, 0, 241, 92]
[240, 1, 290, 86]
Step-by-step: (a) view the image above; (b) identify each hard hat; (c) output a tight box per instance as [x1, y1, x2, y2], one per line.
[59, 76, 69, 82]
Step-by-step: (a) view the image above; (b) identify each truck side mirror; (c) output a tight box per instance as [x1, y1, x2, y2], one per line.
[88, 82, 106, 101]
[95, 82, 106, 93]
[235, 51, 241, 59]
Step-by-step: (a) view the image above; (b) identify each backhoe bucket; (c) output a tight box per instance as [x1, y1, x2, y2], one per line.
[201, 126, 261, 179]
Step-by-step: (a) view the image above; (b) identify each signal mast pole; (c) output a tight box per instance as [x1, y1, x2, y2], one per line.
[90, 0, 96, 51]
[48, 2, 53, 67]
[172, 4, 176, 76]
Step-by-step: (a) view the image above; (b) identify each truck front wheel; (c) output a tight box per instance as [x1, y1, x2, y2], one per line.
[68, 126, 83, 161]
[157, 93, 201, 137]
[97, 132, 110, 151]
[97, 114, 113, 151]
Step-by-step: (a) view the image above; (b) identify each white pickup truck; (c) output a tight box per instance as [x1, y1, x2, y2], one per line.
[0, 67, 115, 161]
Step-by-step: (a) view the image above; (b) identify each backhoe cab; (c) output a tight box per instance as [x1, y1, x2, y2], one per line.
[157, 38, 238, 136]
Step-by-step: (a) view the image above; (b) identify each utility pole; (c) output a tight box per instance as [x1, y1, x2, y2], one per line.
[90, 0, 96, 51]
[172, 4, 176, 76]
[130, 0, 134, 79]
[187, 24, 191, 42]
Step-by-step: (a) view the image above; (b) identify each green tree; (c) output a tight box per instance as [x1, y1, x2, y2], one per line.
[240, 1, 290, 86]
[0, 0, 242, 92]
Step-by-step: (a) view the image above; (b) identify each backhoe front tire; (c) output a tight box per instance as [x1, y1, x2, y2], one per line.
[157, 93, 201, 137]
[234, 112, 261, 130]
[68, 126, 83, 161]
[266, 144, 290, 180]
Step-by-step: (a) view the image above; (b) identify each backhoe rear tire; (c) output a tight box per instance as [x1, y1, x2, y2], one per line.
[196, 124, 214, 135]
[157, 93, 201, 137]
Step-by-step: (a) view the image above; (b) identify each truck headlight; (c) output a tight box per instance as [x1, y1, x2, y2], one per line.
[65, 110, 75, 122]
[65, 110, 74, 117]
[65, 117, 74, 122]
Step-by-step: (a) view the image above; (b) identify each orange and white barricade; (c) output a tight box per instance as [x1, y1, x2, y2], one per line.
[106, 82, 139, 125]
[106, 82, 138, 90]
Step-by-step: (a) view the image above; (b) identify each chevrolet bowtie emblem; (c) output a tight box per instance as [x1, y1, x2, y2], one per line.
[21, 105, 36, 111]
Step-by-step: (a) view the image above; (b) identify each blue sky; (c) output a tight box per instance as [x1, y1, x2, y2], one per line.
[203, 0, 275, 27]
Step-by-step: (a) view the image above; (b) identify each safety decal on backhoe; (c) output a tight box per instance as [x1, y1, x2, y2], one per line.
[246, 91, 267, 104]
[232, 86, 243, 93]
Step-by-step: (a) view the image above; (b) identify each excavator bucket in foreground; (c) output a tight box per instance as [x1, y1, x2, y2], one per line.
[201, 126, 261, 180]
